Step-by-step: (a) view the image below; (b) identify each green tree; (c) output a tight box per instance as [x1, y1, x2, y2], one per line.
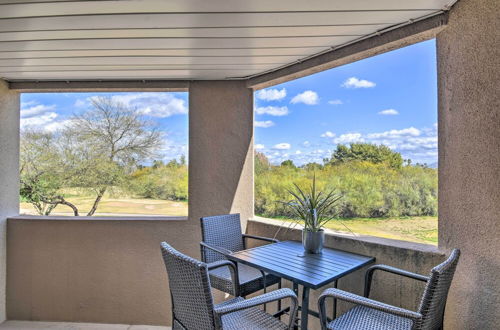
[326, 143, 403, 169]
[20, 130, 79, 215]
[127, 159, 188, 201]
[20, 96, 162, 216]
[63, 96, 162, 215]
[255, 152, 271, 175]
[280, 159, 296, 168]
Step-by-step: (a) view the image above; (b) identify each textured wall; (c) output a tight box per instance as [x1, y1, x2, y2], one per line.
[6, 80, 254, 325]
[247, 219, 445, 330]
[189, 81, 254, 228]
[0, 80, 19, 322]
[6, 218, 204, 325]
[437, 0, 500, 328]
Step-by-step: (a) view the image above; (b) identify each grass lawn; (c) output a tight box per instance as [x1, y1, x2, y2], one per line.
[21, 195, 188, 217]
[258, 215, 438, 245]
[20, 191, 437, 245]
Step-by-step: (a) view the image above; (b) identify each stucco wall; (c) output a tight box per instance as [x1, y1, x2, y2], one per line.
[247, 219, 445, 330]
[0, 80, 19, 322]
[436, 0, 500, 328]
[6, 80, 255, 325]
[189, 81, 254, 228]
[6, 218, 203, 325]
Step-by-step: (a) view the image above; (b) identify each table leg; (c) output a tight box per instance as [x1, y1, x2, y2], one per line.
[333, 280, 338, 320]
[292, 283, 299, 330]
[301, 286, 310, 330]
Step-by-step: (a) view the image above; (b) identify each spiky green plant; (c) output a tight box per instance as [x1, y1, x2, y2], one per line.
[281, 175, 342, 232]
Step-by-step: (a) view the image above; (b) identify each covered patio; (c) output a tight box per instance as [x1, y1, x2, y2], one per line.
[0, 0, 498, 329]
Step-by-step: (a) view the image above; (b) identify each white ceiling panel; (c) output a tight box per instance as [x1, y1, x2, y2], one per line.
[0, 36, 359, 52]
[0, 0, 454, 81]
[0, 12, 436, 31]
[2, 69, 266, 80]
[0, 48, 322, 59]
[0, 56, 296, 66]
[0, 0, 454, 18]
[0, 25, 393, 42]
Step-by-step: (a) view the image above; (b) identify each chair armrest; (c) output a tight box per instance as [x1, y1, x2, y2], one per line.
[364, 264, 429, 297]
[215, 288, 298, 329]
[318, 288, 422, 328]
[242, 234, 279, 244]
[200, 241, 233, 260]
[207, 260, 240, 297]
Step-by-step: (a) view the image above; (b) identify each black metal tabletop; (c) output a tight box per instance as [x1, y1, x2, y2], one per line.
[228, 240, 375, 290]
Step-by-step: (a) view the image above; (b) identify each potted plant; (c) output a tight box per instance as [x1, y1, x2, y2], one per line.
[281, 175, 342, 254]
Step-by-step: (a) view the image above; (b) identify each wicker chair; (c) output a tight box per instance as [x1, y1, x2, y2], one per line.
[161, 242, 298, 330]
[200, 213, 281, 297]
[318, 249, 460, 330]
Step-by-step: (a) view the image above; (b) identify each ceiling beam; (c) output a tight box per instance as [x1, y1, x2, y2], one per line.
[246, 12, 448, 90]
[8, 79, 189, 92]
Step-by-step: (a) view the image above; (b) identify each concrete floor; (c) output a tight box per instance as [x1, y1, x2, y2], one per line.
[0, 321, 170, 330]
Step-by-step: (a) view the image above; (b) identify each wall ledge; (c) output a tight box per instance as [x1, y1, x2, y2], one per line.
[250, 216, 442, 255]
[9, 215, 188, 222]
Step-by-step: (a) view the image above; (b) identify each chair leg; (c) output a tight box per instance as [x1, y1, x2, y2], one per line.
[277, 279, 282, 319]
[333, 280, 338, 320]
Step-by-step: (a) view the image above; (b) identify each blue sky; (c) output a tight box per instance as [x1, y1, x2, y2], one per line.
[20, 39, 437, 166]
[255, 39, 438, 166]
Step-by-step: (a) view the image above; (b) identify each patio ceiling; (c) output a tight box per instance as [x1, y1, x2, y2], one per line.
[0, 0, 455, 81]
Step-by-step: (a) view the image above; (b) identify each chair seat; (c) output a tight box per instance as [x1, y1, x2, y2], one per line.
[327, 306, 413, 330]
[218, 297, 288, 330]
[209, 263, 281, 297]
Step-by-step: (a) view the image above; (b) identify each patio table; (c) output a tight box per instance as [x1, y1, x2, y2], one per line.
[227, 240, 375, 329]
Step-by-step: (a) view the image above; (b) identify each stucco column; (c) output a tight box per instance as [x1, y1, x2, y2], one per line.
[0, 80, 20, 321]
[189, 81, 254, 229]
[437, 0, 499, 328]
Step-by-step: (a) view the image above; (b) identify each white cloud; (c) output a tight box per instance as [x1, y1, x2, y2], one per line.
[255, 106, 289, 116]
[367, 127, 421, 139]
[158, 141, 188, 162]
[110, 92, 188, 118]
[378, 109, 399, 115]
[262, 125, 437, 166]
[342, 77, 376, 88]
[321, 131, 336, 138]
[333, 133, 365, 144]
[255, 144, 265, 150]
[20, 104, 56, 118]
[273, 143, 291, 150]
[44, 119, 74, 132]
[290, 90, 319, 105]
[328, 99, 343, 105]
[20, 102, 67, 131]
[327, 125, 437, 164]
[255, 88, 286, 101]
[254, 120, 275, 128]
[20, 111, 58, 130]
[74, 99, 89, 108]
[295, 150, 302, 154]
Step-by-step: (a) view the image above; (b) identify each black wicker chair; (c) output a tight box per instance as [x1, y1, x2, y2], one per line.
[318, 249, 460, 330]
[161, 242, 298, 330]
[200, 213, 282, 297]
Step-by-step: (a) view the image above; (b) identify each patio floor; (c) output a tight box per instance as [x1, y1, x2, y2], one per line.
[0, 321, 170, 330]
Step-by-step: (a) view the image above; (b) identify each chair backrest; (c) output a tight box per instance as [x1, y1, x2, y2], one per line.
[200, 213, 245, 263]
[160, 242, 216, 330]
[416, 249, 460, 330]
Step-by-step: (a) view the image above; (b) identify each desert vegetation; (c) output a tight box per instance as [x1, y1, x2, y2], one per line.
[20, 99, 437, 243]
[255, 144, 437, 219]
